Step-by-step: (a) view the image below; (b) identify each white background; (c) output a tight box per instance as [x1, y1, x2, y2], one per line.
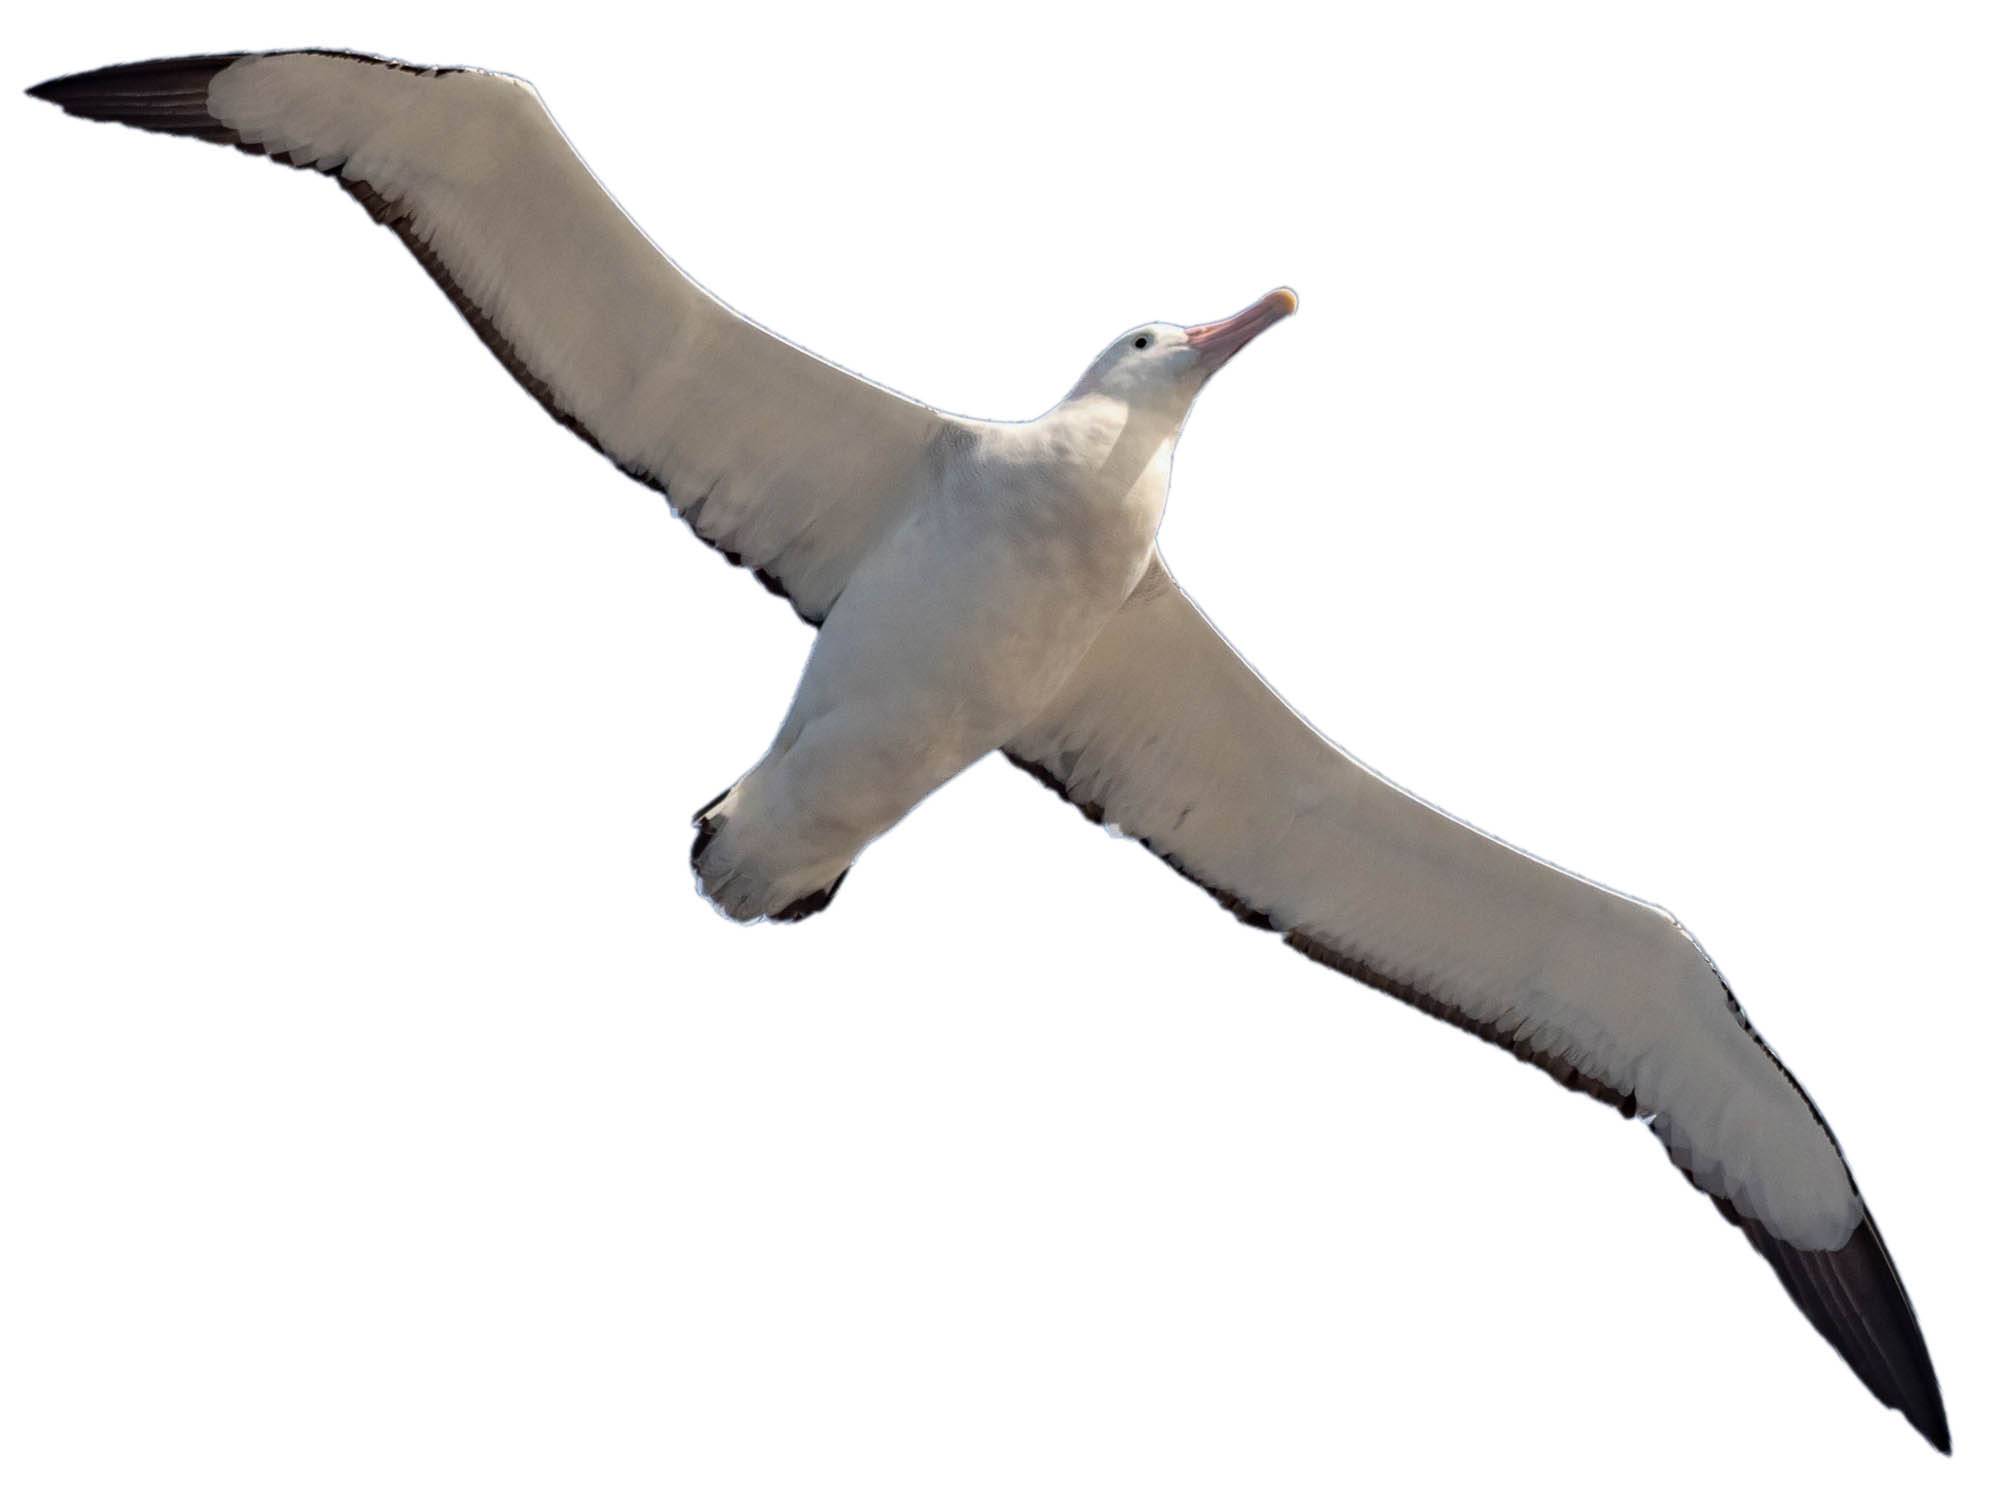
[4, 3, 1991, 1491]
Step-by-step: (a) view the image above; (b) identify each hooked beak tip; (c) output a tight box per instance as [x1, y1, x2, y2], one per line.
[1185, 286, 1299, 364]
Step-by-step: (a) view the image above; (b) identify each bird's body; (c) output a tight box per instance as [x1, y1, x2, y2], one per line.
[701, 400, 1177, 918]
[26, 47, 1951, 1452]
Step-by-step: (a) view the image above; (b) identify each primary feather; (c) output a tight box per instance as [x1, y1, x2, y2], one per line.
[27, 47, 1949, 1452]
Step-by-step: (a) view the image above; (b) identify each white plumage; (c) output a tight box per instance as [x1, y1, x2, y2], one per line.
[28, 46, 1949, 1451]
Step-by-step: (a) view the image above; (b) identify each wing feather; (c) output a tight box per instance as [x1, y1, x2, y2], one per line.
[28, 50, 952, 622]
[1007, 557, 1948, 1450]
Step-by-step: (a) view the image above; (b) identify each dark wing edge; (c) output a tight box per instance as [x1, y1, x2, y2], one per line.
[26, 51, 820, 624]
[1008, 745, 1950, 1452]
[32, 51, 1949, 1456]
[1003, 558, 1951, 1454]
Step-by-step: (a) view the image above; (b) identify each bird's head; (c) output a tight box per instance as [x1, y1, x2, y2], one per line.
[1068, 287, 1298, 421]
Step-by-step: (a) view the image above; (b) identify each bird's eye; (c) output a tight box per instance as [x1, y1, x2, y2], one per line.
[1133, 335, 1150, 350]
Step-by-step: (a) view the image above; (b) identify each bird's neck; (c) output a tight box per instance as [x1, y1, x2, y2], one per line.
[1053, 392, 1183, 468]
[1027, 395, 1176, 535]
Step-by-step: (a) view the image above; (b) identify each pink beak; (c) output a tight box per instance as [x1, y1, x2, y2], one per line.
[1185, 287, 1298, 367]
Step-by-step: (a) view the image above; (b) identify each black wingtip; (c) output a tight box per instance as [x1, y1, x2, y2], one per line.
[1827, 1215, 1950, 1454]
[1716, 1196, 1951, 1453]
[1919, 1427, 1952, 1455]
[25, 54, 245, 134]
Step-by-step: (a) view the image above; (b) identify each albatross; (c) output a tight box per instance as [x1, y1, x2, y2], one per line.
[27, 48, 1949, 1452]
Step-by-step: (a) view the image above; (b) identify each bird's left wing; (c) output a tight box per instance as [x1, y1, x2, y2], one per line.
[28, 51, 954, 623]
[1004, 557, 1949, 1451]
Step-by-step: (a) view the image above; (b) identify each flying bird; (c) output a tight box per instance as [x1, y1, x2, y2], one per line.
[27, 49, 1949, 1452]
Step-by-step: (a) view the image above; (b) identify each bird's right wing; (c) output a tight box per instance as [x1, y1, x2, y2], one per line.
[1005, 557, 1950, 1450]
[29, 50, 954, 623]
